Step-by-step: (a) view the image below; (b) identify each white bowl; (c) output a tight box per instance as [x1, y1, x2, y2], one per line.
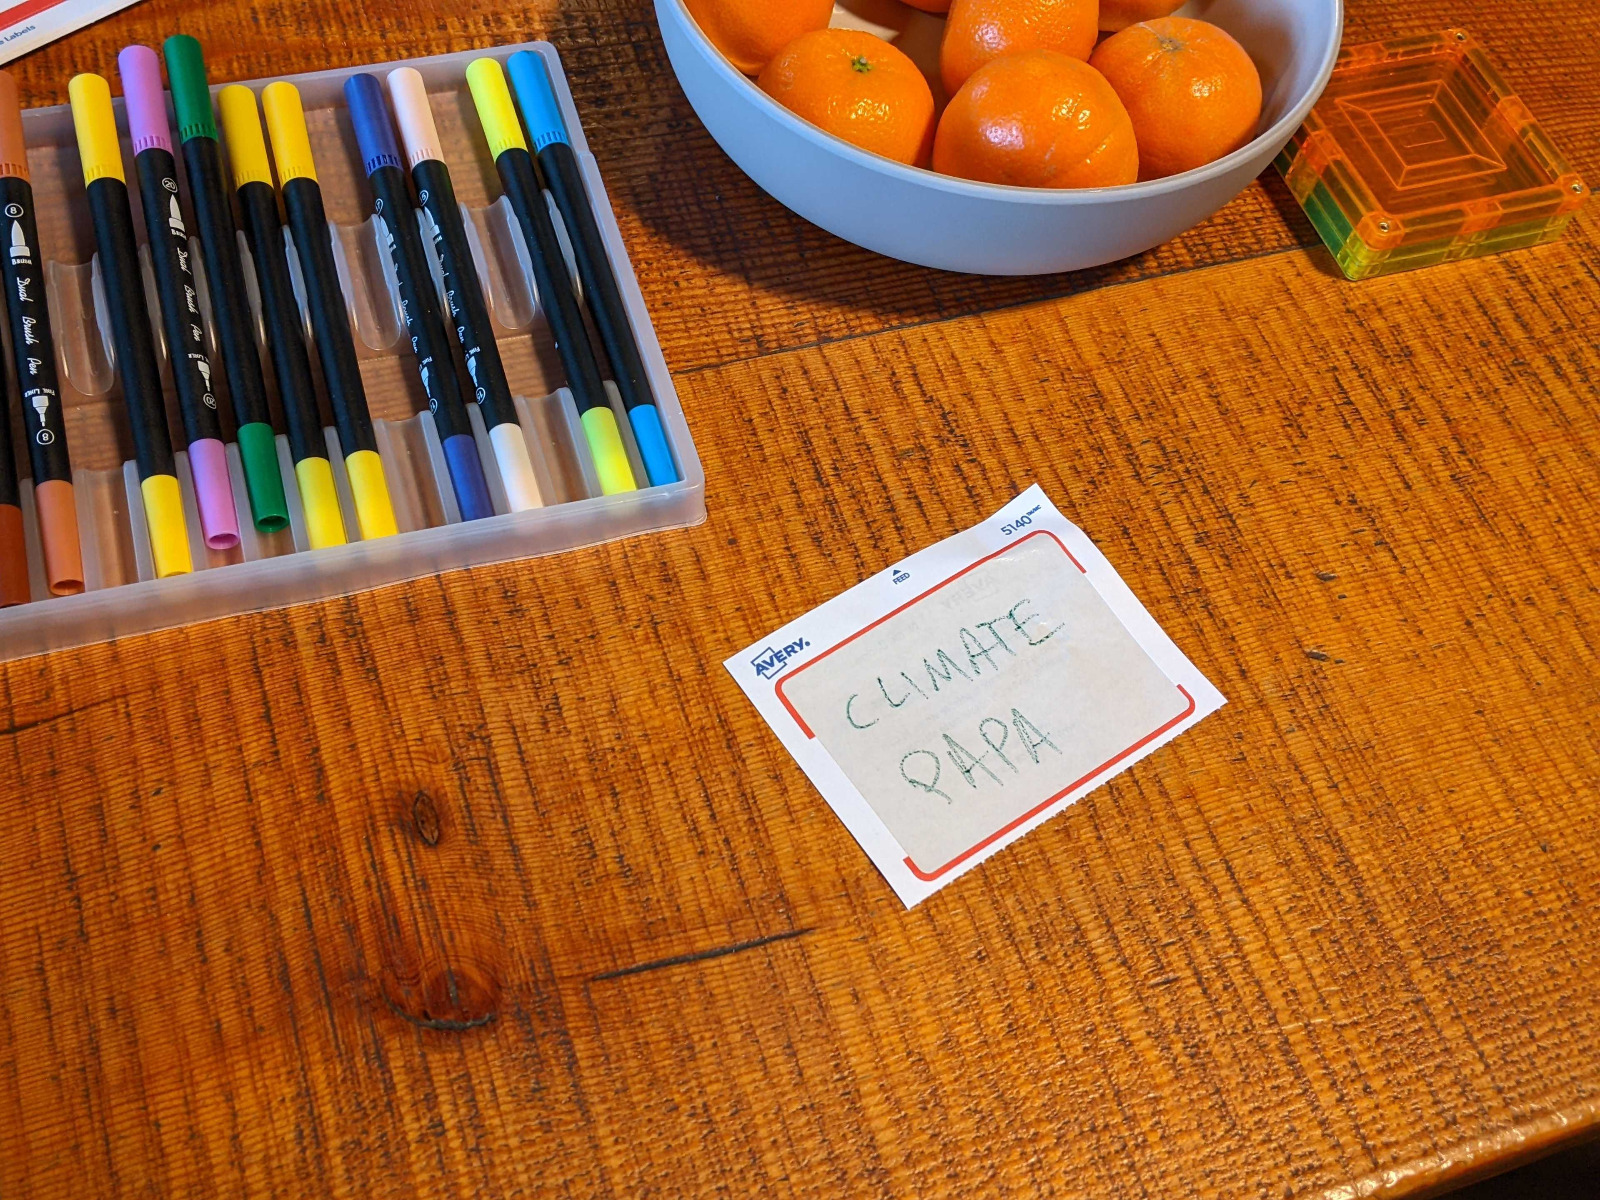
[656, 0, 1344, 275]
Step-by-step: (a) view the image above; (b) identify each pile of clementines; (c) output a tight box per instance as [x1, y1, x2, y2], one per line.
[683, 0, 1264, 188]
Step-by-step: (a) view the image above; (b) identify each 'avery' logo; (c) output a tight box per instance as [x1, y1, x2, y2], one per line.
[753, 638, 810, 679]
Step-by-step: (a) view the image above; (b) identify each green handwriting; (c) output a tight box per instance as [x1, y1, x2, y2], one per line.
[844, 598, 1064, 733]
[900, 708, 1061, 802]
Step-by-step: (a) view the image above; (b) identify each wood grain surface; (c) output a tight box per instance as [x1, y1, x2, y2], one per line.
[2, 1, 1598, 1197]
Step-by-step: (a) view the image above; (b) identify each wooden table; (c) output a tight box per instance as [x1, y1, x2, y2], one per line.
[3, 1, 1597, 1196]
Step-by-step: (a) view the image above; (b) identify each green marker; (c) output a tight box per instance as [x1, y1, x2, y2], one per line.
[163, 35, 289, 532]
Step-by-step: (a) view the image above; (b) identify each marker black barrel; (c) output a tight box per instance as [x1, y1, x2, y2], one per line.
[282, 177, 377, 457]
[495, 147, 608, 415]
[0, 175, 70, 486]
[236, 180, 325, 466]
[89, 178, 174, 482]
[134, 148, 225, 448]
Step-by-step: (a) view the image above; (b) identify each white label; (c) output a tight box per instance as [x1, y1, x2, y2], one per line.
[728, 486, 1224, 906]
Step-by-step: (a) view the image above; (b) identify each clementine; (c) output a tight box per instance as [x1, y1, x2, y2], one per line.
[684, 0, 834, 75]
[939, 0, 1098, 96]
[1089, 17, 1263, 180]
[932, 49, 1139, 188]
[759, 29, 937, 165]
[899, 0, 952, 10]
[1098, 0, 1185, 32]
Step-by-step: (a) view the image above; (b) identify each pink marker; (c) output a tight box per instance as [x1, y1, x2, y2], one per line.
[118, 44, 240, 550]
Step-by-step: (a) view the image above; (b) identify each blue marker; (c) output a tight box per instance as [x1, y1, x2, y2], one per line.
[505, 50, 677, 487]
[345, 73, 494, 521]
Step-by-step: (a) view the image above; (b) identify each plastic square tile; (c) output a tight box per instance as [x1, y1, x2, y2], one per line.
[1276, 30, 1588, 280]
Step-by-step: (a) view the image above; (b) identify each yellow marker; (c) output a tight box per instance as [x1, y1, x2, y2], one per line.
[71, 73, 192, 578]
[218, 84, 350, 550]
[216, 85, 273, 186]
[262, 80, 397, 540]
[141, 476, 193, 579]
[466, 57, 527, 160]
[294, 458, 347, 550]
[261, 81, 319, 183]
[580, 407, 638, 496]
[344, 451, 399, 540]
[67, 73, 123, 184]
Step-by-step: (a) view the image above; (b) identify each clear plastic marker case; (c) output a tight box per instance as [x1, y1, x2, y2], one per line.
[0, 42, 703, 663]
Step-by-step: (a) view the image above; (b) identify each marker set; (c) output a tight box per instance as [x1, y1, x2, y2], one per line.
[0, 43, 702, 662]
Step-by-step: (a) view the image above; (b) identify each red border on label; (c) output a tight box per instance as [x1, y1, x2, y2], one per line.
[902, 684, 1195, 879]
[773, 530, 1196, 883]
[0, 0, 68, 30]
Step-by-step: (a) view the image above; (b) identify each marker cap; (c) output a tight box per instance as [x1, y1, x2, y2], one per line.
[163, 35, 219, 143]
[33, 479, 84, 596]
[442, 433, 494, 522]
[68, 73, 124, 186]
[579, 406, 638, 495]
[506, 51, 570, 151]
[0, 504, 28, 607]
[141, 474, 194, 578]
[344, 73, 403, 177]
[217, 85, 273, 187]
[627, 404, 678, 487]
[488, 422, 542, 512]
[0, 70, 31, 181]
[384, 67, 442, 171]
[294, 457, 347, 550]
[261, 81, 318, 183]
[117, 45, 173, 156]
[344, 449, 398, 540]
[236, 422, 290, 531]
[188, 438, 241, 550]
[465, 58, 527, 161]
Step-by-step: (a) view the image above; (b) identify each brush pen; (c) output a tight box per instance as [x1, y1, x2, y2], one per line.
[163, 35, 289, 534]
[507, 50, 674, 487]
[466, 57, 636, 497]
[261, 80, 397, 541]
[0, 88, 27, 605]
[344, 73, 493, 522]
[69, 73, 191, 579]
[384, 67, 542, 511]
[0, 304, 25, 602]
[0, 70, 82, 595]
[119, 45, 240, 551]
[0, 383, 26, 604]
[217, 84, 347, 550]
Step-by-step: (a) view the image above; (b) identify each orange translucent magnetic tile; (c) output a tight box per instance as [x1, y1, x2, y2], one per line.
[1282, 30, 1587, 251]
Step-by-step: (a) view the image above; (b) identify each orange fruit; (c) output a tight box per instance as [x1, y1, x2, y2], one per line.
[940, 0, 1098, 95]
[1097, 0, 1185, 32]
[1089, 17, 1263, 180]
[932, 50, 1139, 188]
[900, 0, 952, 10]
[759, 29, 937, 165]
[684, 0, 834, 76]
